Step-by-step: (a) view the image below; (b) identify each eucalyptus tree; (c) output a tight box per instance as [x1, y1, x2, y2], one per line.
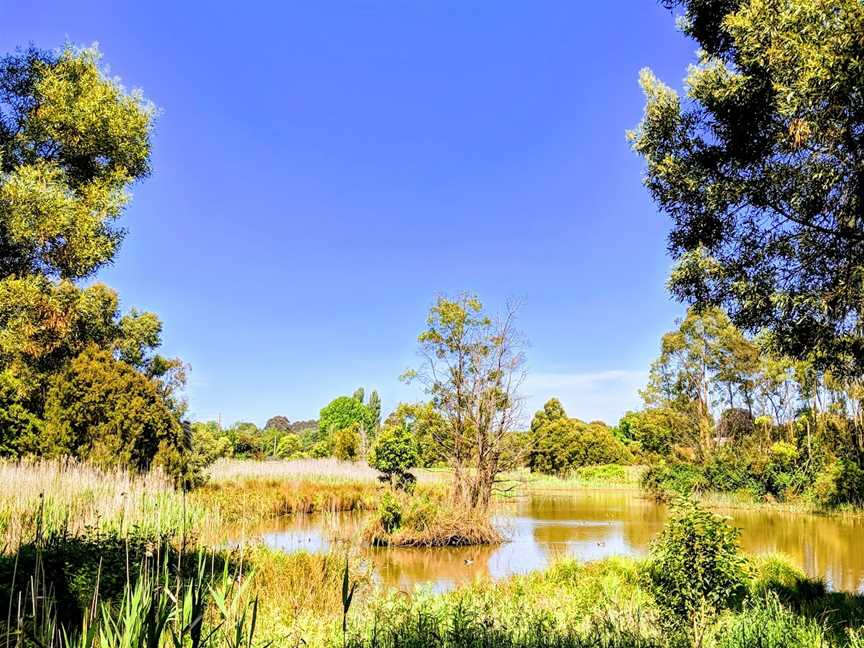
[643, 307, 759, 457]
[631, 0, 864, 377]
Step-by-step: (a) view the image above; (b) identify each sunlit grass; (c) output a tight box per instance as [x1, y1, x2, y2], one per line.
[193, 479, 380, 528]
[496, 464, 647, 496]
[208, 457, 382, 483]
[0, 459, 206, 548]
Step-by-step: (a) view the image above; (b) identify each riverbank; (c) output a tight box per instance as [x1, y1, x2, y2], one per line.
[4, 534, 862, 647]
[2, 459, 864, 645]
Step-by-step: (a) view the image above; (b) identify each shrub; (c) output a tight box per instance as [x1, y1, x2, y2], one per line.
[377, 490, 402, 533]
[640, 461, 706, 500]
[369, 424, 419, 489]
[811, 459, 864, 508]
[704, 447, 761, 496]
[276, 433, 303, 459]
[331, 424, 362, 461]
[41, 346, 187, 480]
[310, 439, 331, 458]
[644, 500, 749, 640]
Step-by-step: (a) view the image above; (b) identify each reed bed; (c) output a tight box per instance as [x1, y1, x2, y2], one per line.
[208, 458, 447, 486]
[207, 458, 382, 483]
[362, 491, 502, 548]
[194, 478, 380, 526]
[0, 459, 207, 549]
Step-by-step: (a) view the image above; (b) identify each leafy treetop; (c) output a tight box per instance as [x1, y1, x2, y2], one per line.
[632, 0, 864, 376]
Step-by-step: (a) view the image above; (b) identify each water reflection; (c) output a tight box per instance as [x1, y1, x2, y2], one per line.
[243, 490, 864, 593]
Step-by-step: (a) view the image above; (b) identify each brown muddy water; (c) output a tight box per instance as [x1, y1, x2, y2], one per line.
[235, 489, 864, 593]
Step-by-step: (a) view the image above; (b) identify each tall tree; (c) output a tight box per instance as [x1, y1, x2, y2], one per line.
[404, 294, 525, 511]
[643, 307, 758, 457]
[367, 389, 381, 433]
[319, 396, 372, 438]
[631, 0, 864, 376]
[0, 44, 183, 462]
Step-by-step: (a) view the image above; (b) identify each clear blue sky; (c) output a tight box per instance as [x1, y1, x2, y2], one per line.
[3, 1, 695, 426]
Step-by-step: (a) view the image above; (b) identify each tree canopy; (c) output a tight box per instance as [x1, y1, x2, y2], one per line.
[319, 395, 374, 437]
[631, 0, 864, 376]
[405, 294, 525, 510]
[0, 44, 185, 474]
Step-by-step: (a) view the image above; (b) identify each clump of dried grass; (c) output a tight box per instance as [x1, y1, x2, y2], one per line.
[362, 489, 502, 548]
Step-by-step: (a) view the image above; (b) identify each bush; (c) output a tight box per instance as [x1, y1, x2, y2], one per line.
[331, 424, 362, 461]
[369, 424, 419, 489]
[377, 490, 402, 533]
[811, 459, 864, 508]
[41, 347, 187, 480]
[644, 500, 749, 633]
[704, 447, 761, 496]
[275, 433, 303, 459]
[640, 461, 706, 500]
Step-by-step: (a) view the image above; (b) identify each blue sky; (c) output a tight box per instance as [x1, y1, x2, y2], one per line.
[3, 1, 695, 426]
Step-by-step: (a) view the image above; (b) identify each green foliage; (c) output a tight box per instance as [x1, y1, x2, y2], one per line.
[369, 424, 419, 489]
[632, 0, 864, 376]
[811, 459, 864, 509]
[331, 423, 362, 461]
[377, 490, 403, 534]
[383, 402, 448, 467]
[190, 421, 232, 467]
[406, 293, 525, 511]
[572, 463, 627, 483]
[319, 396, 373, 438]
[645, 500, 749, 639]
[0, 531, 261, 648]
[41, 347, 185, 477]
[0, 44, 187, 475]
[617, 408, 680, 456]
[642, 307, 759, 458]
[225, 422, 263, 458]
[530, 397, 567, 433]
[641, 462, 708, 500]
[310, 439, 331, 459]
[275, 433, 303, 459]
[711, 595, 827, 648]
[529, 399, 631, 475]
[367, 389, 381, 433]
[0, 45, 153, 281]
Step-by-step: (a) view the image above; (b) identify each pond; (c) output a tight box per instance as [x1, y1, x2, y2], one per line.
[237, 489, 864, 593]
